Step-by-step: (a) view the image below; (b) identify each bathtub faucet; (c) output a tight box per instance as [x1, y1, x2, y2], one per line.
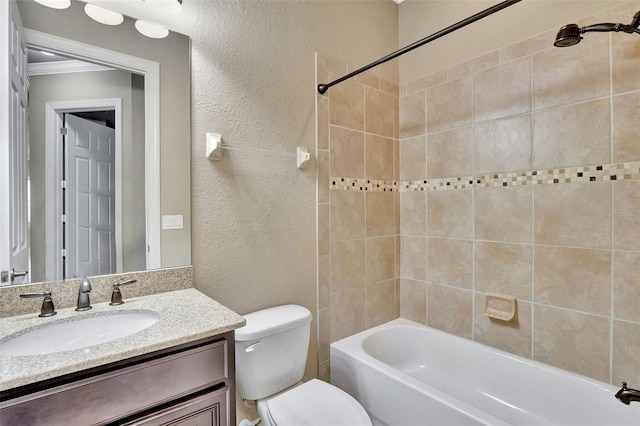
[615, 382, 640, 405]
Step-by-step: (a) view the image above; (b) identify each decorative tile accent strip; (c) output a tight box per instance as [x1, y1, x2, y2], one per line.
[330, 161, 640, 193]
[331, 177, 398, 192]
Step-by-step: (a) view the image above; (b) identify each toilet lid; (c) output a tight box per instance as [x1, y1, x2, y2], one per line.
[267, 379, 371, 426]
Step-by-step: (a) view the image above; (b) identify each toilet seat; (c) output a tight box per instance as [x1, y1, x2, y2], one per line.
[264, 379, 371, 426]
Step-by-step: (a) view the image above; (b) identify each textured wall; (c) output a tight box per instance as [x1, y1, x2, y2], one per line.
[165, 1, 398, 422]
[397, 2, 640, 385]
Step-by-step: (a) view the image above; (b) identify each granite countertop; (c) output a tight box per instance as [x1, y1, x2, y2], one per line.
[0, 288, 245, 391]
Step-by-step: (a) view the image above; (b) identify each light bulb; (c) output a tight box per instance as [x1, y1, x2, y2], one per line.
[84, 3, 124, 26]
[33, 0, 71, 9]
[135, 20, 170, 39]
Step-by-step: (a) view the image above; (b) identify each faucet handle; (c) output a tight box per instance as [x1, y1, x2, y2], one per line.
[109, 279, 138, 306]
[20, 291, 57, 317]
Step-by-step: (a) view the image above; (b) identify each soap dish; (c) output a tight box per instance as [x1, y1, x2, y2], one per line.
[482, 293, 516, 321]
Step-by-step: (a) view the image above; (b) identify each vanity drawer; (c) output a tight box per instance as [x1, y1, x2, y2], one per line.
[0, 339, 229, 426]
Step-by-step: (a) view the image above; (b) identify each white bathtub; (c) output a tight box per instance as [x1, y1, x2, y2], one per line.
[330, 319, 640, 426]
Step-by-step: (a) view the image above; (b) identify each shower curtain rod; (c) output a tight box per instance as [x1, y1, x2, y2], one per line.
[317, 0, 522, 95]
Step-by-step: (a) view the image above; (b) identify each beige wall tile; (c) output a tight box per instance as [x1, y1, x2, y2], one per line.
[317, 95, 329, 150]
[533, 99, 610, 170]
[317, 55, 346, 86]
[427, 76, 473, 133]
[379, 79, 399, 97]
[474, 114, 532, 174]
[532, 35, 609, 111]
[613, 320, 640, 386]
[613, 91, 640, 163]
[318, 150, 329, 203]
[534, 183, 611, 249]
[427, 126, 473, 179]
[613, 250, 640, 323]
[406, 69, 446, 94]
[393, 97, 399, 140]
[319, 360, 330, 383]
[613, 180, 640, 251]
[428, 189, 473, 239]
[318, 203, 329, 256]
[330, 190, 365, 241]
[612, 32, 640, 94]
[448, 51, 499, 81]
[533, 305, 609, 382]
[400, 91, 425, 138]
[330, 239, 365, 293]
[500, 31, 554, 63]
[393, 138, 400, 181]
[474, 186, 533, 243]
[330, 287, 365, 342]
[534, 246, 611, 315]
[330, 126, 364, 178]
[365, 134, 394, 181]
[474, 295, 532, 358]
[473, 58, 531, 122]
[365, 87, 394, 138]
[399, 135, 426, 181]
[366, 280, 397, 328]
[365, 236, 395, 284]
[351, 69, 379, 89]
[318, 255, 329, 310]
[400, 278, 426, 324]
[401, 235, 426, 281]
[427, 284, 473, 339]
[427, 238, 473, 289]
[400, 191, 427, 236]
[365, 192, 395, 237]
[318, 308, 330, 363]
[329, 79, 364, 131]
[475, 241, 532, 300]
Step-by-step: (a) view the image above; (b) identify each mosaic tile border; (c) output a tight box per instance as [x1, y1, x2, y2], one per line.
[330, 161, 640, 192]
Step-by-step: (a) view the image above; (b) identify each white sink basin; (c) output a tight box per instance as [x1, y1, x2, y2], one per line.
[0, 311, 159, 356]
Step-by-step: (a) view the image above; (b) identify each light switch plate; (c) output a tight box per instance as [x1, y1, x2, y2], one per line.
[162, 215, 183, 230]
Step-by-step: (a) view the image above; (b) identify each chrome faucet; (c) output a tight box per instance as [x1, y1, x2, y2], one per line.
[75, 276, 92, 311]
[615, 382, 640, 405]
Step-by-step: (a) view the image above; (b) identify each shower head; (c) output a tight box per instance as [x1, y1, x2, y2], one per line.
[553, 10, 640, 47]
[554, 24, 582, 47]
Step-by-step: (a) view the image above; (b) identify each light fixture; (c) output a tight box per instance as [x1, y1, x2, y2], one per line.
[135, 20, 170, 39]
[32, 0, 71, 9]
[84, 3, 124, 26]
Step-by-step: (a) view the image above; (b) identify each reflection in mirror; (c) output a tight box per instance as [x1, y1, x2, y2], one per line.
[1, 0, 191, 286]
[27, 50, 146, 282]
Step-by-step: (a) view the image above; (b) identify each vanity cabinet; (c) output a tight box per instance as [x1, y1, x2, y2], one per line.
[0, 332, 236, 426]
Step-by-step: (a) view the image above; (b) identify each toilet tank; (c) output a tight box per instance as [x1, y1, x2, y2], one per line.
[235, 305, 312, 401]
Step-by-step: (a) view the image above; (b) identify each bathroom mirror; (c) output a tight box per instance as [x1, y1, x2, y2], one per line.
[3, 0, 191, 284]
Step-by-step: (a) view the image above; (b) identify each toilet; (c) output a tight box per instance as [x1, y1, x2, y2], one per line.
[235, 304, 371, 426]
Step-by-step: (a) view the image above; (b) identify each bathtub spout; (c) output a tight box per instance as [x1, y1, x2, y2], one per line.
[615, 382, 640, 405]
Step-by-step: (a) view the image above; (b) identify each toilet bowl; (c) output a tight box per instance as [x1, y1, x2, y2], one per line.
[235, 305, 371, 426]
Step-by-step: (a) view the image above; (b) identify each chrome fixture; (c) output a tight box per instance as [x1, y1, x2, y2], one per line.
[20, 292, 57, 317]
[109, 279, 138, 306]
[76, 276, 92, 311]
[615, 382, 640, 405]
[554, 10, 640, 47]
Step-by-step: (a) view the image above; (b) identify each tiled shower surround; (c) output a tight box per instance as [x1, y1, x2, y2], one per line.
[317, 3, 640, 386]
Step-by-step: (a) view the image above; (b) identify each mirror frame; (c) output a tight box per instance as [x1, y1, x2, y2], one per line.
[25, 29, 161, 277]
